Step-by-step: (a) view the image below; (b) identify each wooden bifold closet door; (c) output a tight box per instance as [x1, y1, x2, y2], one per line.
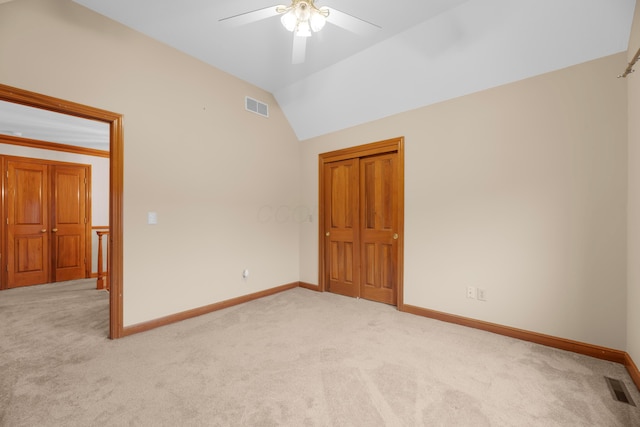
[4, 157, 89, 289]
[321, 138, 404, 306]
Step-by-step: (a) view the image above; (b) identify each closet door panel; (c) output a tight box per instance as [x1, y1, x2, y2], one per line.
[360, 153, 398, 305]
[324, 159, 360, 298]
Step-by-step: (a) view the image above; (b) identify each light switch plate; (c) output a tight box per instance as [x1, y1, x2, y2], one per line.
[147, 211, 157, 225]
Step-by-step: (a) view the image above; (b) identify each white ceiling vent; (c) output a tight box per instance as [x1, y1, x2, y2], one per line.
[245, 96, 269, 118]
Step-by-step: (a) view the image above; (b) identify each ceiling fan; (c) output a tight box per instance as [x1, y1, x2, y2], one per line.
[219, 0, 381, 64]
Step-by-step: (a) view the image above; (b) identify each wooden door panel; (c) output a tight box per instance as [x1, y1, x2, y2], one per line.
[56, 171, 82, 223]
[7, 161, 49, 288]
[380, 243, 394, 289]
[362, 156, 394, 231]
[52, 166, 87, 282]
[16, 236, 45, 272]
[362, 242, 396, 302]
[330, 164, 356, 229]
[329, 241, 354, 282]
[15, 172, 45, 224]
[324, 159, 359, 298]
[328, 240, 356, 296]
[363, 243, 376, 285]
[56, 235, 81, 268]
[360, 153, 398, 305]
[10, 235, 47, 287]
[344, 242, 354, 284]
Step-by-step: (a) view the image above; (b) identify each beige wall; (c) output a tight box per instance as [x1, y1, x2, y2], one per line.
[628, 1, 640, 365]
[0, 0, 301, 325]
[300, 53, 628, 350]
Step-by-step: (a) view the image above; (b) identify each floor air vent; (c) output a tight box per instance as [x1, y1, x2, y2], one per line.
[245, 96, 269, 118]
[605, 377, 636, 406]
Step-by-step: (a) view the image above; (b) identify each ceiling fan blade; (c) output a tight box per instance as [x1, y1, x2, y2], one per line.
[325, 7, 381, 36]
[292, 35, 307, 64]
[219, 5, 282, 27]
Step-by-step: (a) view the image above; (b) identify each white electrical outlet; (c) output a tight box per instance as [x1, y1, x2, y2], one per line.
[466, 286, 477, 299]
[477, 288, 487, 301]
[242, 269, 249, 279]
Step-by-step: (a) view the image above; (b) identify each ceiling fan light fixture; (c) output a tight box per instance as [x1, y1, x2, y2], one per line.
[309, 8, 327, 32]
[279, 0, 328, 35]
[296, 20, 312, 37]
[281, 9, 297, 31]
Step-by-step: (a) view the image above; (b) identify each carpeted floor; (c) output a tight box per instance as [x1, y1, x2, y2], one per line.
[1, 279, 639, 426]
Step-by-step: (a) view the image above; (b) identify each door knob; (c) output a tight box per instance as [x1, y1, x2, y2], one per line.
[52, 228, 58, 232]
[40, 229, 47, 233]
[325, 232, 330, 236]
[393, 233, 398, 240]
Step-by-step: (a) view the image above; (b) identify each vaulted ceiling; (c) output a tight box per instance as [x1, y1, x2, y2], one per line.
[70, 0, 635, 141]
[1, 0, 635, 145]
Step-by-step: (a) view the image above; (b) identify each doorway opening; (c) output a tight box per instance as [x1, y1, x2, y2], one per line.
[318, 137, 404, 308]
[0, 84, 124, 339]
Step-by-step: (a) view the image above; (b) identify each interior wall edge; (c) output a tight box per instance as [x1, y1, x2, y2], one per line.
[626, 0, 640, 389]
[625, 353, 640, 392]
[299, 282, 321, 291]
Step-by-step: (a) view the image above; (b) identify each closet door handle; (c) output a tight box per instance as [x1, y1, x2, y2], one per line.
[52, 228, 58, 233]
[393, 233, 398, 240]
[41, 229, 47, 233]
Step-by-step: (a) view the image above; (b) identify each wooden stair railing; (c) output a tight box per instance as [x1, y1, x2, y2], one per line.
[96, 230, 110, 291]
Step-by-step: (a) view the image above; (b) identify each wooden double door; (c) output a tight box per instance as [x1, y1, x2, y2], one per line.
[320, 138, 404, 306]
[3, 157, 90, 289]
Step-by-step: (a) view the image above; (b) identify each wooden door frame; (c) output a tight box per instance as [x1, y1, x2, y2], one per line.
[318, 137, 405, 309]
[0, 84, 124, 339]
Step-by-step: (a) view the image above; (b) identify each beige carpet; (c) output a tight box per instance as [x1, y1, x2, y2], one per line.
[1, 279, 639, 426]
